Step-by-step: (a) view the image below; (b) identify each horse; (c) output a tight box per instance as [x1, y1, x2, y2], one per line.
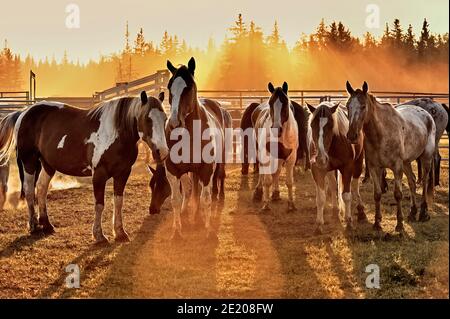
[0, 92, 169, 244]
[346, 81, 435, 232]
[252, 82, 299, 211]
[306, 101, 366, 233]
[240, 100, 309, 175]
[363, 98, 448, 187]
[164, 57, 227, 240]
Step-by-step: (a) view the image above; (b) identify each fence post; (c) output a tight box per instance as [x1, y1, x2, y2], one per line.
[301, 91, 304, 106]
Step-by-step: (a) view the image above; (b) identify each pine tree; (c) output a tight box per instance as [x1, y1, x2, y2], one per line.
[404, 24, 416, 53]
[134, 28, 146, 56]
[124, 21, 131, 54]
[229, 14, 247, 42]
[392, 19, 403, 49]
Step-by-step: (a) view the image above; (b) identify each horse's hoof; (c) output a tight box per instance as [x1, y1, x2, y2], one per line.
[314, 225, 323, 235]
[373, 222, 383, 232]
[114, 231, 130, 242]
[271, 191, 281, 201]
[253, 188, 263, 202]
[287, 201, 296, 212]
[395, 223, 404, 233]
[93, 235, 109, 246]
[42, 224, 55, 235]
[418, 213, 431, 222]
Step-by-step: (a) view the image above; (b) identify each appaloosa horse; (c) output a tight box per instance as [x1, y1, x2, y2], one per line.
[307, 101, 366, 233]
[165, 57, 227, 239]
[252, 82, 299, 211]
[346, 81, 435, 232]
[0, 93, 168, 243]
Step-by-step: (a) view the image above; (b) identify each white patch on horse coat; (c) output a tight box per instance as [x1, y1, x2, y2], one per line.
[318, 117, 328, 158]
[169, 77, 187, 125]
[149, 109, 168, 150]
[85, 104, 118, 168]
[138, 131, 144, 139]
[57, 135, 67, 149]
[348, 98, 360, 123]
[35, 101, 65, 109]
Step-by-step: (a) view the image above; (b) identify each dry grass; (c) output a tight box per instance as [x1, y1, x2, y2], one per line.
[0, 148, 448, 299]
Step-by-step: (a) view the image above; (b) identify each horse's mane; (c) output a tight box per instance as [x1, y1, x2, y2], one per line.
[88, 96, 142, 133]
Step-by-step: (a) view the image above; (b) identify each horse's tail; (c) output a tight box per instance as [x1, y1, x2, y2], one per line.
[0, 111, 21, 165]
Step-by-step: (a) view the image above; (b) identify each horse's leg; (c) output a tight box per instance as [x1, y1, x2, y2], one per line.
[313, 170, 326, 234]
[112, 168, 131, 242]
[369, 166, 383, 231]
[404, 162, 418, 222]
[166, 172, 183, 240]
[362, 157, 370, 183]
[21, 154, 41, 234]
[36, 166, 55, 234]
[381, 168, 388, 194]
[271, 165, 281, 201]
[434, 151, 441, 186]
[419, 158, 432, 222]
[325, 172, 340, 221]
[211, 166, 219, 202]
[285, 160, 296, 211]
[92, 168, 109, 244]
[352, 177, 367, 223]
[341, 171, 353, 230]
[253, 172, 263, 201]
[392, 164, 404, 232]
[261, 172, 273, 211]
[200, 174, 216, 239]
[0, 162, 9, 210]
[416, 158, 422, 185]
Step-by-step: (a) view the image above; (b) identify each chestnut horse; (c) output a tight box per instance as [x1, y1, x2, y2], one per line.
[346, 81, 435, 232]
[252, 82, 299, 211]
[165, 57, 227, 239]
[0, 93, 168, 243]
[307, 101, 366, 233]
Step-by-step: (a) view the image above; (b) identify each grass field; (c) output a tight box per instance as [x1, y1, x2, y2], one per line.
[0, 146, 448, 298]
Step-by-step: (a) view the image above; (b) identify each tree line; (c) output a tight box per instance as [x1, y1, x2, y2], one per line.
[0, 15, 448, 96]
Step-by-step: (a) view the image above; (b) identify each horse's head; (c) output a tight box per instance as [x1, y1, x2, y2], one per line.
[307, 101, 340, 168]
[268, 82, 290, 138]
[166, 57, 197, 129]
[138, 91, 169, 162]
[346, 81, 369, 144]
[148, 164, 171, 215]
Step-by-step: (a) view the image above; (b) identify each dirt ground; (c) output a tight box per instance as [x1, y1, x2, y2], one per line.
[0, 146, 448, 299]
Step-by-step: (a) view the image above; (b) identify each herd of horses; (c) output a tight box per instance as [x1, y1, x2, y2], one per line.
[0, 57, 448, 244]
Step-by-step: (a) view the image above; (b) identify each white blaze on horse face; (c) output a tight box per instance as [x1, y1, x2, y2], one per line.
[149, 108, 169, 158]
[85, 104, 118, 168]
[348, 98, 361, 124]
[57, 135, 67, 149]
[169, 77, 187, 127]
[272, 98, 283, 129]
[318, 117, 328, 160]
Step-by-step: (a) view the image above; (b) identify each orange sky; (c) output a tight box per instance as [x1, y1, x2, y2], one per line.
[0, 0, 448, 63]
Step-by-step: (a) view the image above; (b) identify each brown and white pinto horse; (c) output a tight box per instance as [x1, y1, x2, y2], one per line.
[252, 82, 298, 211]
[165, 57, 227, 239]
[0, 93, 168, 243]
[346, 81, 436, 232]
[307, 101, 366, 233]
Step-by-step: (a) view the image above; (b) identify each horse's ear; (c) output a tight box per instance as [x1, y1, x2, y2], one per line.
[188, 57, 196, 75]
[167, 60, 177, 74]
[268, 82, 275, 93]
[158, 91, 164, 103]
[147, 165, 156, 174]
[282, 82, 288, 94]
[141, 91, 148, 105]
[330, 101, 340, 113]
[362, 81, 368, 94]
[306, 102, 316, 114]
[346, 81, 355, 95]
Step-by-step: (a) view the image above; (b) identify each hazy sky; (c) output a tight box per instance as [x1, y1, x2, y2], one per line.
[0, 0, 448, 63]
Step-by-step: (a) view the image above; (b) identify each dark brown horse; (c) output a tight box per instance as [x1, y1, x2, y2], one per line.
[0, 93, 168, 244]
[165, 57, 227, 239]
[307, 101, 366, 233]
